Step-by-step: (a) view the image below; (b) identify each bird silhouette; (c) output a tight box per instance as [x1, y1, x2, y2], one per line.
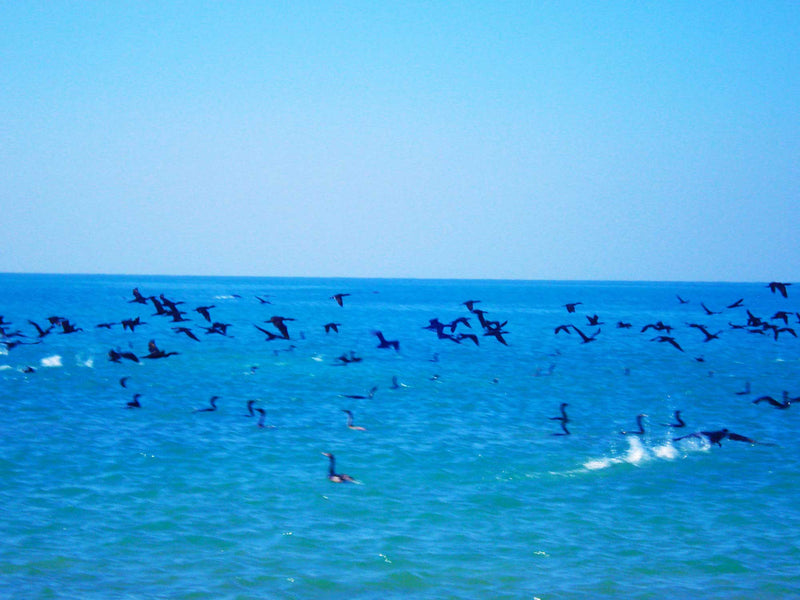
[373, 331, 399, 351]
[331, 293, 350, 307]
[767, 282, 791, 298]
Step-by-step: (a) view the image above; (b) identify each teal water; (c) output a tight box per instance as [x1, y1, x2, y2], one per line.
[1, 274, 799, 599]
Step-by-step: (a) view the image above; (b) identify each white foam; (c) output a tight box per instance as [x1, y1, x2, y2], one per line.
[41, 355, 62, 367]
[582, 437, 680, 471]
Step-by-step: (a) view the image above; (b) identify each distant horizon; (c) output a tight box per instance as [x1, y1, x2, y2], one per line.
[0, 270, 787, 286]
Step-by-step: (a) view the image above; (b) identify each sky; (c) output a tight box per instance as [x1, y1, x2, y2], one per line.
[2, 1, 799, 281]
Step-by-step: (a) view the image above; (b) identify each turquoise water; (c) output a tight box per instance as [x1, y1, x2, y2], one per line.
[2, 274, 799, 599]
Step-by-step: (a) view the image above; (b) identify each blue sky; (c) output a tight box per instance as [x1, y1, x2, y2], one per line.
[2, 1, 798, 281]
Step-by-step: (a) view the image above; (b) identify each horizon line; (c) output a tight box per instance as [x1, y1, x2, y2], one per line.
[0, 270, 786, 286]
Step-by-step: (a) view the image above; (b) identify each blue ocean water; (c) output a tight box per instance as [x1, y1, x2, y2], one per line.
[1, 274, 799, 599]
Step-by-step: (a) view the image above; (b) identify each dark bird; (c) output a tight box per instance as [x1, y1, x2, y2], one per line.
[28, 320, 53, 338]
[95, 322, 117, 329]
[129, 288, 148, 304]
[676, 295, 690, 304]
[331, 293, 350, 307]
[564, 302, 582, 313]
[753, 391, 792, 409]
[255, 295, 273, 304]
[674, 428, 762, 446]
[448, 317, 471, 332]
[773, 326, 797, 341]
[108, 348, 139, 363]
[149, 296, 167, 316]
[166, 306, 190, 323]
[373, 330, 399, 351]
[767, 282, 791, 298]
[700, 303, 721, 316]
[341, 386, 378, 400]
[119, 376, 130, 388]
[650, 335, 684, 352]
[159, 294, 184, 312]
[688, 323, 722, 342]
[727, 298, 745, 309]
[204, 322, 232, 336]
[463, 300, 481, 312]
[483, 329, 509, 345]
[142, 340, 179, 359]
[554, 324, 571, 335]
[549, 402, 570, 436]
[267, 316, 294, 339]
[621, 414, 647, 435]
[254, 324, 283, 341]
[59, 320, 83, 334]
[334, 351, 363, 365]
[324, 322, 341, 333]
[195, 305, 215, 322]
[572, 326, 600, 344]
[641, 321, 673, 333]
[471, 309, 507, 331]
[586, 314, 604, 326]
[735, 381, 751, 396]
[121, 317, 146, 332]
[1, 339, 41, 350]
[616, 321, 632, 329]
[662, 410, 686, 428]
[255, 407, 267, 428]
[245, 399, 257, 417]
[342, 409, 366, 431]
[424, 319, 460, 342]
[173, 327, 200, 341]
[390, 376, 406, 389]
[456, 333, 480, 345]
[771, 311, 791, 324]
[126, 394, 142, 409]
[321, 452, 355, 483]
[194, 396, 220, 413]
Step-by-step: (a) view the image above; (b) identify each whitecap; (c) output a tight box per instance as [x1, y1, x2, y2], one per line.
[583, 457, 619, 471]
[41, 355, 63, 367]
[623, 437, 650, 465]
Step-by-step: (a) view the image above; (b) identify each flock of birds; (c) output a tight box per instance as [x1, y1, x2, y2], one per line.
[1, 281, 797, 481]
[546, 282, 797, 446]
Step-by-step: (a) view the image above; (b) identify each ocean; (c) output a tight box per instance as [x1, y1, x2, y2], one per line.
[1, 274, 798, 599]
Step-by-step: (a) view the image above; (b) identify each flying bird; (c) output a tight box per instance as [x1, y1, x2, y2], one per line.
[373, 330, 399, 351]
[767, 282, 791, 298]
[331, 293, 350, 307]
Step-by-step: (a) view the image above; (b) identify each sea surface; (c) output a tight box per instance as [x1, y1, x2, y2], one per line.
[1, 274, 799, 599]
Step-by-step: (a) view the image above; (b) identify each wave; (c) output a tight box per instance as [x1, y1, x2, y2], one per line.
[581, 436, 701, 472]
[40, 355, 63, 368]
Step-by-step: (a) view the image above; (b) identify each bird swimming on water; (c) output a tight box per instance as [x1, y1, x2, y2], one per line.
[342, 409, 366, 431]
[194, 396, 220, 413]
[321, 452, 355, 483]
[662, 410, 686, 428]
[621, 414, 647, 435]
